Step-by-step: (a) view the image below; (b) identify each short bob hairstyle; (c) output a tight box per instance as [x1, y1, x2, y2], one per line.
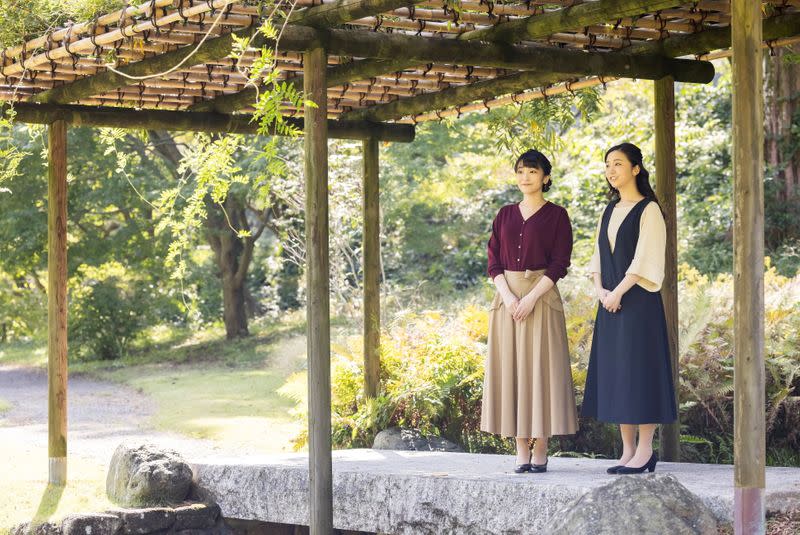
[514, 149, 552, 192]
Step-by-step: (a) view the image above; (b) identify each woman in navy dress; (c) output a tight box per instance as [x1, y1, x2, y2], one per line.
[581, 143, 677, 474]
[481, 150, 578, 473]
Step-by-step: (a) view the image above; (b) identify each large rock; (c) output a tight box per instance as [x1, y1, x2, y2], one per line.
[174, 517, 231, 535]
[173, 503, 220, 530]
[106, 443, 193, 507]
[372, 427, 463, 452]
[192, 451, 800, 533]
[544, 473, 718, 535]
[107, 507, 175, 534]
[10, 521, 61, 535]
[61, 514, 122, 535]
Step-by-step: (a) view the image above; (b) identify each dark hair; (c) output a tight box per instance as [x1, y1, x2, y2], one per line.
[603, 142, 662, 211]
[514, 149, 553, 192]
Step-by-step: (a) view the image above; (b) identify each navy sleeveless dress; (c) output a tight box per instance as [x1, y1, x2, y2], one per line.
[581, 199, 677, 424]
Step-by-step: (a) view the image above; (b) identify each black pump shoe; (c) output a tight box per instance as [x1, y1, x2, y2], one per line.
[616, 452, 658, 474]
[530, 457, 548, 473]
[514, 452, 532, 473]
[606, 464, 625, 474]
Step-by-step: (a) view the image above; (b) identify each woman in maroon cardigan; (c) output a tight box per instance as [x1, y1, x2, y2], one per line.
[480, 149, 578, 473]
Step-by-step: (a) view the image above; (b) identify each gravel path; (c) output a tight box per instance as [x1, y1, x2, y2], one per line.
[0, 365, 259, 468]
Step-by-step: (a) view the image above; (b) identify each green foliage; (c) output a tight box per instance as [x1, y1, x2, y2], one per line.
[128, 12, 312, 320]
[381, 118, 514, 291]
[234, 17, 311, 202]
[152, 132, 247, 288]
[0, 125, 190, 343]
[673, 62, 734, 274]
[70, 262, 175, 360]
[0, 270, 46, 340]
[677, 262, 800, 462]
[69, 262, 180, 360]
[280, 265, 800, 465]
[288, 307, 511, 453]
[0, 0, 124, 48]
[486, 88, 601, 157]
[0, 108, 26, 190]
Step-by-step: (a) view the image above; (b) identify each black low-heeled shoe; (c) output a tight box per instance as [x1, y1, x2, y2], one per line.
[530, 457, 548, 473]
[514, 452, 532, 473]
[616, 452, 658, 474]
[606, 464, 625, 474]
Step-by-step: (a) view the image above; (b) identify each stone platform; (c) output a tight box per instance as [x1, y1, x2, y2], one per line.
[190, 449, 800, 534]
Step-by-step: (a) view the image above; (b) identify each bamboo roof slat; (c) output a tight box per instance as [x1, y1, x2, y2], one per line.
[0, 0, 796, 123]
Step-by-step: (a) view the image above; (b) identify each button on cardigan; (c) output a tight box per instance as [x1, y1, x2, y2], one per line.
[486, 201, 573, 283]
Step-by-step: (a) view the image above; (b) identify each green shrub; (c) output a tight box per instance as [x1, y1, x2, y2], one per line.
[286, 306, 512, 453]
[0, 270, 46, 341]
[677, 262, 800, 463]
[282, 266, 800, 465]
[70, 262, 163, 360]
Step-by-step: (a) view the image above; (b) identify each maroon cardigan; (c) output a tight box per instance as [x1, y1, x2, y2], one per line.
[486, 201, 573, 283]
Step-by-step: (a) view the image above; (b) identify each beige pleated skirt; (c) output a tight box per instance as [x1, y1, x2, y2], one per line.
[480, 269, 578, 438]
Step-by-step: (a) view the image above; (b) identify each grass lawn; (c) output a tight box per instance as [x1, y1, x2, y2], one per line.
[99, 335, 309, 453]
[2, 314, 314, 448]
[0, 441, 110, 534]
[0, 312, 321, 532]
[0, 340, 47, 368]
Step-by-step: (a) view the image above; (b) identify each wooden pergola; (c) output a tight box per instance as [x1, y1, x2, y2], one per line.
[0, 0, 789, 533]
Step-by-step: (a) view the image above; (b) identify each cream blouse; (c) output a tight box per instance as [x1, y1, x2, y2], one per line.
[588, 201, 666, 292]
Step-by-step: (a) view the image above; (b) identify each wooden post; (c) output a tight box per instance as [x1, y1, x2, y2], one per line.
[654, 75, 680, 462]
[304, 46, 333, 534]
[47, 119, 68, 486]
[732, 1, 766, 533]
[362, 137, 381, 398]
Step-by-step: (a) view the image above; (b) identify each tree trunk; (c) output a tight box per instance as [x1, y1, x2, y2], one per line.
[222, 273, 249, 339]
[205, 191, 255, 339]
[764, 43, 800, 247]
[144, 129, 259, 338]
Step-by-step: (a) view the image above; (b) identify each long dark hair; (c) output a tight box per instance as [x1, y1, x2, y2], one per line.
[603, 143, 662, 211]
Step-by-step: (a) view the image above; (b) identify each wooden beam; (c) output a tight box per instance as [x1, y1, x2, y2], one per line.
[343, 13, 800, 124]
[47, 119, 68, 486]
[304, 45, 332, 535]
[292, 28, 712, 123]
[654, 75, 679, 463]
[33, 0, 421, 106]
[732, 0, 766, 533]
[362, 136, 381, 399]
[341, 70, 572, 122]
[626, 12, 800, 57]
[288, 0, 424, 28]
[196, 33, 713, 120]
[3, 103, 415, 141]
[194, 0, 691, 114]
[459, 0, 681, 43]
[272, 27, 715, 82]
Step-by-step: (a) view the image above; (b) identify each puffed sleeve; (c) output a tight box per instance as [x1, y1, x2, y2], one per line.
[589, 214, 603, 275]
[544, 208, 573, 282]
[626, 202, 666, 292]
[487, 208, 505, 279]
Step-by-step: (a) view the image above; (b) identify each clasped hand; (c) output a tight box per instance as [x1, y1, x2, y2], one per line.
[502, 292, 538, 322]
[597, 287, 622, 313]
